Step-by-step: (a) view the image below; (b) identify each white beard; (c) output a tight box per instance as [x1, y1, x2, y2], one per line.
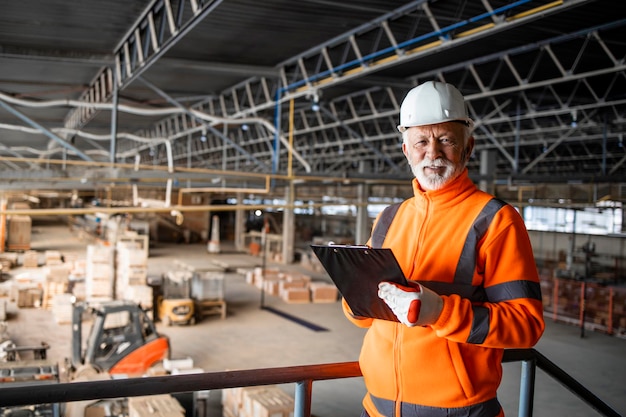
[410, 157, 464, 191]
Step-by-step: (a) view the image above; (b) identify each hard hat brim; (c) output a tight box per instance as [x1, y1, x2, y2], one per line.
[397, 118, 474, 133]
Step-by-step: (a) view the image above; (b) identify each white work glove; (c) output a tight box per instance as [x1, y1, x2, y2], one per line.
[378, 281, 443, 327]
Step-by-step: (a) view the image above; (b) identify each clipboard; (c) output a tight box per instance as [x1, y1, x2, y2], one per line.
[310, 244, 408, 322]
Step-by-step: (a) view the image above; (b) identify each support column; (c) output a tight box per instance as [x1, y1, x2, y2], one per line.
[355, 161, 371, 245]
[0, 198, 6, 254]
[282, 183, 295, 264]
[479, 149, 497, 193]
[109, 69, 119, 164]
[234, 193, 246, 252]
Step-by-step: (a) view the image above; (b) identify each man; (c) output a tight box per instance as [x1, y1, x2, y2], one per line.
[342, 81, 545, 417]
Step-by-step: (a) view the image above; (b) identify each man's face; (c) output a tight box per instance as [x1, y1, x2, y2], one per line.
[402, 122, 474, 191]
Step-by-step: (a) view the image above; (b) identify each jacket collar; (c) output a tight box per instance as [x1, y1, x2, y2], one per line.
[411, 169, 477, 209]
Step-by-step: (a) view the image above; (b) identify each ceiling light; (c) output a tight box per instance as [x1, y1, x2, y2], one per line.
[200, 127, 207, 142]
[309, 91, 320, 112]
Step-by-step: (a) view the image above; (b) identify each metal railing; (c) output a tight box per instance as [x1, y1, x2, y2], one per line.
[0, 349, 621, 417]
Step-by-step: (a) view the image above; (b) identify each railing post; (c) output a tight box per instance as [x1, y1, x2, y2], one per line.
[518, 358, 537, 417]
[295, 379, 313, 417]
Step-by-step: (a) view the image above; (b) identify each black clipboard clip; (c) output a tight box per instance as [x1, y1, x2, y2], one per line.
[327, 242, 370, 249]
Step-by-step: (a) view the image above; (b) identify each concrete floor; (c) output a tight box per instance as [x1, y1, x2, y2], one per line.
[3, 218, 625, 417]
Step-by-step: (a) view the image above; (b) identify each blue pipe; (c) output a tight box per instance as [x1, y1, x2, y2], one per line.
[272, 0, 537, 174]
[282, 0, 535, 92]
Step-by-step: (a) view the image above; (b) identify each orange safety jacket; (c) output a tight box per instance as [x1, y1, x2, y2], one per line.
[343, 170, 545, 417]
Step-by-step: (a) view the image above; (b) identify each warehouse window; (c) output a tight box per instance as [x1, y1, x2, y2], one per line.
[523, 206, 623, 235]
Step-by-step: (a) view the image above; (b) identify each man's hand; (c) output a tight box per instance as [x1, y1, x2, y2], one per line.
[378, 281, 443, 327]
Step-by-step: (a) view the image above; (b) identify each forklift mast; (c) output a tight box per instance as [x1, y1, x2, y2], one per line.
[71, 302, 86, 368]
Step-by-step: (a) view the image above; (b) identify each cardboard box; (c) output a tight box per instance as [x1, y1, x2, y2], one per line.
[309, 282, 338, 303]
[280, 287, 310, 304]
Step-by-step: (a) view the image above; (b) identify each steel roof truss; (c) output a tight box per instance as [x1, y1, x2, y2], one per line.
[64, 0, 226, 130]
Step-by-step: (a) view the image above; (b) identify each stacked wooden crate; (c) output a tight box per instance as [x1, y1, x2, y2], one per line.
[10, 276, 43, 308]
[118, 232, 149, 258]
[7, 215, 31, 251]
[44, 250, 63, 265]
[222, 386, 294, 417]
[43, 251, 69, 311]
[249, 267, 281, 290]
[0, 253, 17, 274]
[85, 244, 114, 301]
[259, 270, 284, 297]
[128, 394, 185, 417]
[22, 250, 39, 268]
[51, 293, 75, 324]
[116, 239, 149, 304]
[42, 263, 70, 310]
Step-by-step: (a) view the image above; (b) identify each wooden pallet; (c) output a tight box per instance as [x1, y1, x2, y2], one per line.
[195, 299, 227, 320]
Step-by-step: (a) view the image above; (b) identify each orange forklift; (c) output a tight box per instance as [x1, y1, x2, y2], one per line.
[70, 300, 170, 378]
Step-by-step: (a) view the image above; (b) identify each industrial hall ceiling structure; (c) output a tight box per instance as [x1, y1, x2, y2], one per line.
[0, 0, 625, 208]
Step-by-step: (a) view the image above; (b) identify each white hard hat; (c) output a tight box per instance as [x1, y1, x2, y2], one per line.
[397, 81, 474, 132]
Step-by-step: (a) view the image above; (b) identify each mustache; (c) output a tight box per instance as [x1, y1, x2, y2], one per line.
[420, 158, 451, 168]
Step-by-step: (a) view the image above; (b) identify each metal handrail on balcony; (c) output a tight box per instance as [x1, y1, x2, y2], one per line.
[0, 349, 621, 417]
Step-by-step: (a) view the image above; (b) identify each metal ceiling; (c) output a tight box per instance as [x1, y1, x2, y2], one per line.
[0, 0, 625, 196]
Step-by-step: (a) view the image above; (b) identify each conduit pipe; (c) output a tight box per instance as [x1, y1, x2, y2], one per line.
[190, 110, 311, 172]
[0, 156, 408, 186]
[0, 99, 93, 162]
[0, 123, 173, 162]
[0, 92, 179, 115]
[138, 77, 268, 172]
[2, 120, 178, 209]
[9, 146, 107, 159]
[0, 92, 311, 172]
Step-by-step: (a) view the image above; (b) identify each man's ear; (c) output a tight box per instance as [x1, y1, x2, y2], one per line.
[464, 136, 475, 162]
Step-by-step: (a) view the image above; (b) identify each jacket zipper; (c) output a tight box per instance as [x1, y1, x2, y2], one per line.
[394, 323, 402, 417]
[394, 198, 428, 416]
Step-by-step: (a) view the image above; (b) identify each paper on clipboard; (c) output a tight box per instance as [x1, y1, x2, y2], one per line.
[310, 244, 408, 322]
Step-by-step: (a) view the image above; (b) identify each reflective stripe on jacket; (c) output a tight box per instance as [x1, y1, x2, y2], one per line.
[343, 170, 545, 417]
